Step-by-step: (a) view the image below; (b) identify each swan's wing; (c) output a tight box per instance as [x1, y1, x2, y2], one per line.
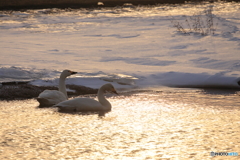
[54, 97, 103, 112]
[37, 90, 67, 107]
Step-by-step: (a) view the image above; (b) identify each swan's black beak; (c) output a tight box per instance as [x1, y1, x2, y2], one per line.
[112, 89, 118, 95]
[71, 71, 77, 75]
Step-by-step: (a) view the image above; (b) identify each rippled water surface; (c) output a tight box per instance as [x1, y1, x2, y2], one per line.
[0, 89, 240, 159]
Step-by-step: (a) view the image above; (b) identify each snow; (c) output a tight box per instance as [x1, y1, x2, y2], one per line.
[0, 1, 239, 90]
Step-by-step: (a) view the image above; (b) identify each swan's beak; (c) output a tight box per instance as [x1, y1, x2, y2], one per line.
[112, 89, 118, 95]
[70, 71, 77, 75]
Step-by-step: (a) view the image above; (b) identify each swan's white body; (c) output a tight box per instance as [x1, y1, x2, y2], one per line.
[37, 90, 67, 107]
[37, 70, 77, 107]
[54, 83, 118, 112]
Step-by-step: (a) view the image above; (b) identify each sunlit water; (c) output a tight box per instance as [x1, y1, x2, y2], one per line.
[0, 89, 239, 159]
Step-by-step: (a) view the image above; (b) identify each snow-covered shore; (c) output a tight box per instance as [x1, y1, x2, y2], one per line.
[0, 1, 240, 96]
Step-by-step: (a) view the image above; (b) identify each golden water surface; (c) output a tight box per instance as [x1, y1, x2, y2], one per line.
[0, 89, 240, 160]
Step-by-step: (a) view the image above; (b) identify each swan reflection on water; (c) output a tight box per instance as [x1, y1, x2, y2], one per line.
[57, 110, 109, 117]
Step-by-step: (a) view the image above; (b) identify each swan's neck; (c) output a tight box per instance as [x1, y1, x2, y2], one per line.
[58, 75, 68, 99]
[97, 89, 111, 111]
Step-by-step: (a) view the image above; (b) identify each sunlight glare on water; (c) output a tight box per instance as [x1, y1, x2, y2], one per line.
[0, 89, 240, 159]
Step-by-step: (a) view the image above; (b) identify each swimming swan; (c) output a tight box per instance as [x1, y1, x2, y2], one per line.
[54, 83, 118, 112]
[37, 70, 77, 107]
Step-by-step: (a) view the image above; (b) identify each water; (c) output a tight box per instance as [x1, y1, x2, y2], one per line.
[0, 89, 240, 159]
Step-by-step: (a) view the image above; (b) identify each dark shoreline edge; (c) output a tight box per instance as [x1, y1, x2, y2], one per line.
[0, 0, 239, 10]
[1, 81, 239, 100]
[0, 83, 98, 100]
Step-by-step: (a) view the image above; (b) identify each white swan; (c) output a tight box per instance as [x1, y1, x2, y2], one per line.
[37, 70, 77, 107]
[54, 83, 118, 112]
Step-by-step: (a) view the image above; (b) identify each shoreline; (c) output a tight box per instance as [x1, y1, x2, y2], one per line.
[0, 83, 97, 100]
[1, 0, 240, 10]
[0, 82, 240, 100]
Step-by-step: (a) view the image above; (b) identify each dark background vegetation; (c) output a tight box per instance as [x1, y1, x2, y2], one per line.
[0, 0, 239, 10]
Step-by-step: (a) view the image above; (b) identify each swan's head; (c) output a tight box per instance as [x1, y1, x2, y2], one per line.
[101, 83, 118, 95]
[61, 70, 77, 78]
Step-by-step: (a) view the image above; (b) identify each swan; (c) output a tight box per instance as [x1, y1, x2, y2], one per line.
[54, 83, 118, 112]
[37, 70, 77, 107]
